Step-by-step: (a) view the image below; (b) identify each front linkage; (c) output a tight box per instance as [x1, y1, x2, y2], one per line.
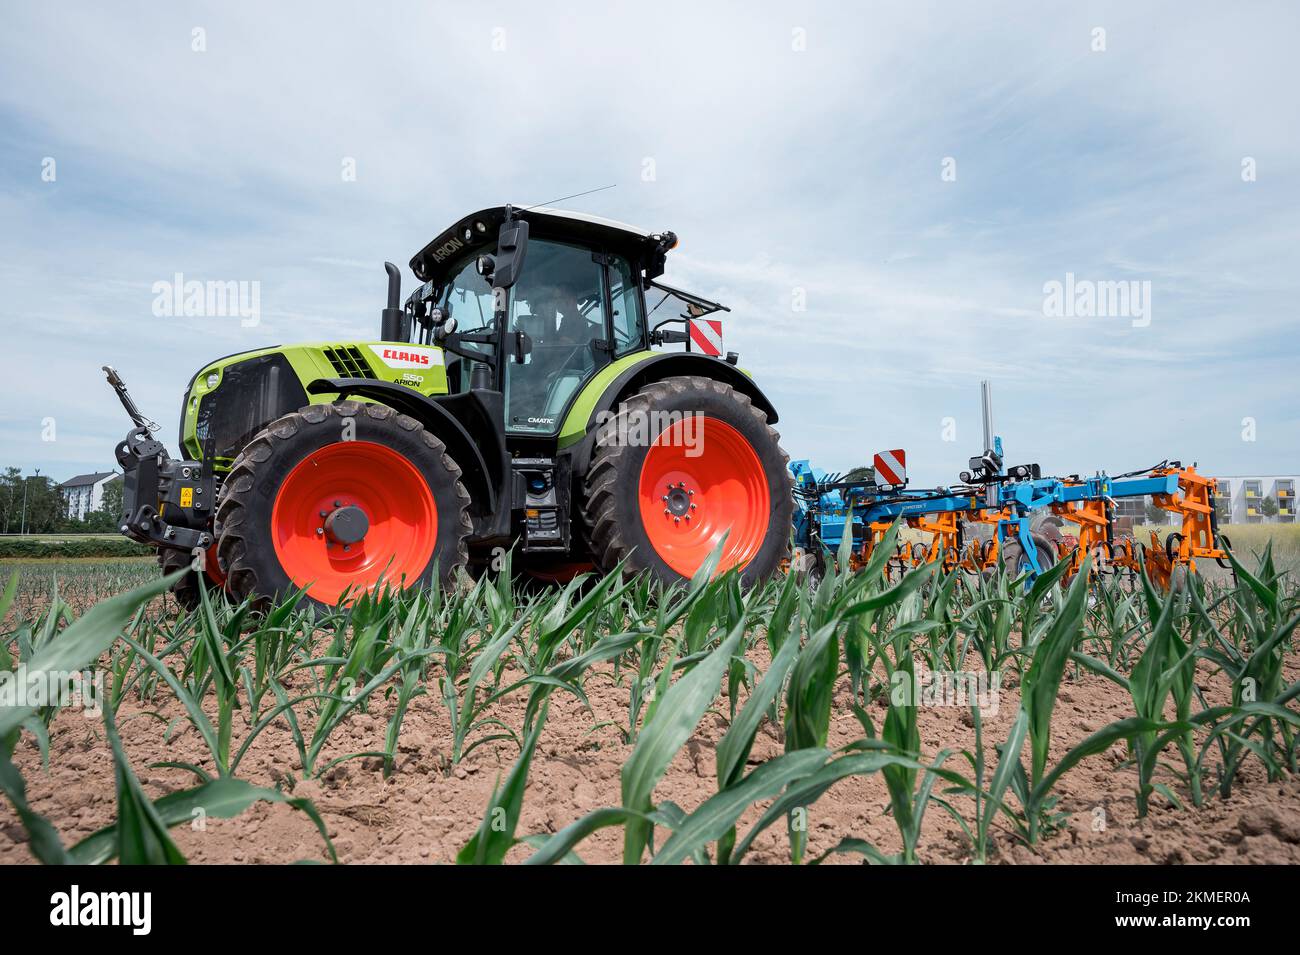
[105, 366, 216, 561]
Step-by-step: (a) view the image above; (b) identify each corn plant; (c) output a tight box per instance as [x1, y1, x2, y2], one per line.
[457, 703, 549, 865]
[952, 701, 1022, 864]
[875, 652, 964, 863]
[958, 567, 1016, 675]
[1087, 576, 1142, 668]
[440, 610, 530, 763]
[781, 620, 839, 862]
[1123, 574, 1202, 812]
[524, 620, 745, 864]
[1, 569, 169, 864]
[996, 558, 1181, 844]
[2, 572, 330, 865]
[1189, 544, 1300, 795]
[712, 607, 802, 864]
[381, 593, 436, 776]
[623, 544, 727, 743]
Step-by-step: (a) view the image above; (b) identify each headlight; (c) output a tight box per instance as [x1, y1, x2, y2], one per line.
[206, 373, 220, 389]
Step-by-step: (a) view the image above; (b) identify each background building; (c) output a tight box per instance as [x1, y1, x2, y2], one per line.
[1053, 474, 1297, 528]
[1212, 475, 1297, 524]
[59, 471, 120, 521]
[1112, 497, 1147, 521]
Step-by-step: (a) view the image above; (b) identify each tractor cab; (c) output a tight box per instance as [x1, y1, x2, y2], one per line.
[403, 206, 680, 437]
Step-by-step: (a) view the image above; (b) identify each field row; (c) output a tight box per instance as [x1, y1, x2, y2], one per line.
[1, 530, 1298, 864]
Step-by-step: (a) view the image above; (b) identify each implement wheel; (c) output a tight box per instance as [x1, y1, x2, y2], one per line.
[1001, 531, 1058, 577]
[215, 401, 471, 611]
[583, 376, 793, 586]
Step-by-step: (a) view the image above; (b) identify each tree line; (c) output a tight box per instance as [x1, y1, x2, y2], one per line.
[0, 467, 124, 534]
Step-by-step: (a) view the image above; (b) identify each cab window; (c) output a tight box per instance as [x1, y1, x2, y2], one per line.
[607, 255, 645, 355]
[438, 256, 496, 392]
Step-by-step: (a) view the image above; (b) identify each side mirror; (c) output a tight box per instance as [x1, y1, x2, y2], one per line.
[491, 218, 529, 290]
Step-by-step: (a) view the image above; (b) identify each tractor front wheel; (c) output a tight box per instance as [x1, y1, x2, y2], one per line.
[583, 376, 793, 586]
[215, 401, 471, 611]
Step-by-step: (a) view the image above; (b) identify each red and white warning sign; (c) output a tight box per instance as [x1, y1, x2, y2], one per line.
[688, 319, 724, 356]
[873, 449, 907, 486]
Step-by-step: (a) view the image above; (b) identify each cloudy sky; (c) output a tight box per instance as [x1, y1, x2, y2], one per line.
[2, 1, 1297, 486]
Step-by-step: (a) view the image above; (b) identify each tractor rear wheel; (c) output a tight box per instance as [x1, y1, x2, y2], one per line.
[215, 401, 471, 611]
[583, 376, 793, 586]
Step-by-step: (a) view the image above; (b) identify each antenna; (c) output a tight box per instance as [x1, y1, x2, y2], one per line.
[980, 379, 994, 456]
[980, 380, 997, 507]
[517, 184, 617, 214]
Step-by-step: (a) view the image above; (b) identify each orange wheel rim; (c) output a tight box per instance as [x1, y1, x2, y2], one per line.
[271, 441, 437, 604]
[637, 416, 770, 578]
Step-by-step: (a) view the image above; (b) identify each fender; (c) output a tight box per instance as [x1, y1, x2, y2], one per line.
[306, 378, 503, 525]
[561, 353, 780, 477]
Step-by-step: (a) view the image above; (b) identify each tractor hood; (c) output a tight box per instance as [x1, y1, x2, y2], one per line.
[179, 341, 449, 463]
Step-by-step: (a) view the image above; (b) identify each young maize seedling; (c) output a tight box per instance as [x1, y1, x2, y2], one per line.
[1124, 581, 1201, 814]
[524, 619, 744, 864]
[1189, 544, 1300, 795]
[956, 567, 1015, 675]
[457, 703, 549, 865]
[782, 620, 840, 863]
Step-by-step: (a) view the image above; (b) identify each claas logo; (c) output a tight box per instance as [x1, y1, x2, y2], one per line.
[382, 349, 430, 365]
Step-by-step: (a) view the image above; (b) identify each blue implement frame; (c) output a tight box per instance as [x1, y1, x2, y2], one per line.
[791, 461, 1179, 582]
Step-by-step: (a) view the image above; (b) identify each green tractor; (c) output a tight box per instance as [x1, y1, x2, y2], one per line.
[107, 205, 793, 610]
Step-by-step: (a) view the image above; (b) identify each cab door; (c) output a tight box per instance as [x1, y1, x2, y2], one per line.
[504, 239, 611, 435]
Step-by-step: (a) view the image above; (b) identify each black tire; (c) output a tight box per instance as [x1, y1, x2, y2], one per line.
[215, 401, 471, 612]
[1001, 531, 1058, 576]
[806, 547, 827, 589]
[583, 376, 793, 586]
[157, 546, 201, 611]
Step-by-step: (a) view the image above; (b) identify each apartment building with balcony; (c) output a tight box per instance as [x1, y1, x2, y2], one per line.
[1212, 475, 1298, 524]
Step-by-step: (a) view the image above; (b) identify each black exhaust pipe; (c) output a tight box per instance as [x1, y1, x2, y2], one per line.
[380, 262, 406, 341]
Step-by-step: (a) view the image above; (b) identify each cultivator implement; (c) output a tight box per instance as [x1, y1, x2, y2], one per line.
[791, 383, 1232, 589]
[1107, 465, 1233, 588]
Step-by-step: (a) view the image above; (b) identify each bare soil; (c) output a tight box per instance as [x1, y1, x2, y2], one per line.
[3, 638, 1298, 865]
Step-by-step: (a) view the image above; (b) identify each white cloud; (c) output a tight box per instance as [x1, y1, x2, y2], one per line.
[1, 1, 1297, 484]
